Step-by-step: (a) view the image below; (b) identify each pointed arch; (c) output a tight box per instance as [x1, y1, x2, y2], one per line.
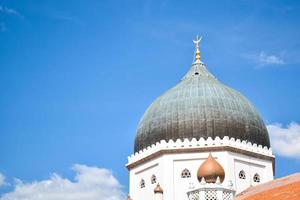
[181, 168, 191, 178]
[151, 174, 157, 184]
[239, 170, 246, 179]
[253, 173, 260, 183]
[140, 179, 145, 188]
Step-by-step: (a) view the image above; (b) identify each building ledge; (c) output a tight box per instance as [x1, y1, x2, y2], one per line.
[126, 136, 274, 170]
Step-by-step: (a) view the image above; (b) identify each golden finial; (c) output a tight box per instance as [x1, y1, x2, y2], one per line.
[154, 183, 164, 194]
[193, 35, 202, 61]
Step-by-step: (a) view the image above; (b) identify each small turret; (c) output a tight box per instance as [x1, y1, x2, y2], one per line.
[154, 183, 164, 200]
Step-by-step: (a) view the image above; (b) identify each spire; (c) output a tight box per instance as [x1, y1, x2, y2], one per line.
[193, 35, 202, 62]
[181, 36, 216, 81]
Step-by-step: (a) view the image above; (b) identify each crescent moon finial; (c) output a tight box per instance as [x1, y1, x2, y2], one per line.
[193, 35, 202, 62]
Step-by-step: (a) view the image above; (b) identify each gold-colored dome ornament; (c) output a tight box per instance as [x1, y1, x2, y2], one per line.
[193, 35, 202, 61]
[154, 183, 164, 194]
[197, 153, 225, 183]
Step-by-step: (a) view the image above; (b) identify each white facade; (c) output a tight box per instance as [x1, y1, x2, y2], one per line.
[126, 137, 274, 200]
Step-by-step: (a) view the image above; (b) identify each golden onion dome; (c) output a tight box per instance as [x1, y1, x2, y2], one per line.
[197, 153, 225, 183]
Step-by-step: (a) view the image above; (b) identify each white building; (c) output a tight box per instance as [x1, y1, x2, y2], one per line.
[126, 37, 275, 200]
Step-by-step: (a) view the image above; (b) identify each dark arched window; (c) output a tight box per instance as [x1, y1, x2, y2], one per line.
[239, 170, 246, 179]
[140, 179, 145, 188]
[181, 169, 191, 178]
[151, 175, 157, 184]
[253, 173, 260, 183]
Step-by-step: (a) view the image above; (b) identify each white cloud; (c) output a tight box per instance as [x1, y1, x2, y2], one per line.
[257, 52, 284, 65]
[267, 122, 300, 159]
[0, 173, 6, 187]
[0, 164, 125, 200]
[243, 51, 285, 67]
[0, 5, 23, 18]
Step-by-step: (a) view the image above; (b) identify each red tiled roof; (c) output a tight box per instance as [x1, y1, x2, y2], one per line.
[235, 173, 300, 200]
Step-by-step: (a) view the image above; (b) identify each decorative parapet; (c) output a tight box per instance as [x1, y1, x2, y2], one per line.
[187, 178, 235, 200]
[127, 136, 273, 166]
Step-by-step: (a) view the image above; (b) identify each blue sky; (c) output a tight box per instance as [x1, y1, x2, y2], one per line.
[0, 0, 300, 198]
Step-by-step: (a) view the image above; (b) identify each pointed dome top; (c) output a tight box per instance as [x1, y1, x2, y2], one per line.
[197, 153, 225, 183]
[127, 195, 133, 200]
[154, 183, 164, 194]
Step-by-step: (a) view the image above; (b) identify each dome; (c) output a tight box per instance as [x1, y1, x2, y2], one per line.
[154, 183, 164, 194]
[197, 153, 225, 183]
[134, 42, 270, 153]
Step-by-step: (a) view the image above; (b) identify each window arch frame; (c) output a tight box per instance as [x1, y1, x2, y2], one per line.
[253, 173, 260, 183]
[151, 174, 157, 184]
[238, 170, 246, 180]
[140, 179, 145, 188]
[181, 168, 191, 178]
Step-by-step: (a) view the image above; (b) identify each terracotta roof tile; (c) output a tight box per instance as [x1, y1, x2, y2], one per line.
[235, 173, 300, 200]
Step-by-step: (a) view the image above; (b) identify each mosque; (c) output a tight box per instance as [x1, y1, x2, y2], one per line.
[125, 37, 299, 200]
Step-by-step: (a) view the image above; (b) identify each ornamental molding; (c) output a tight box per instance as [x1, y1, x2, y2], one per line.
[187, 178, 236, 200]
[126, 136, 274, 170]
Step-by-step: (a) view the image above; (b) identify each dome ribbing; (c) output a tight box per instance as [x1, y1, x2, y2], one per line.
[134, 48, 270, 153]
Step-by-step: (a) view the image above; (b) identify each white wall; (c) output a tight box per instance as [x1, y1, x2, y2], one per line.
[130, 159, 161, 200]
[230, 151, 274, 193]
[128, 150, 273, 200]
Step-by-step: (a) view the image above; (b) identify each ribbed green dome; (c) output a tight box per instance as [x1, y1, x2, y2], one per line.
[134, 61, 270, 153]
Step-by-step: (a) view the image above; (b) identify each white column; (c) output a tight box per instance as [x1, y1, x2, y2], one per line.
[216, 190, 222, 200]
[199, 190, 205, 200]
[154, 193, 163, 200]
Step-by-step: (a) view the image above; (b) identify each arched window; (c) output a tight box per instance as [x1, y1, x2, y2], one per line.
[151, 175, 157, 184]
[239, 170, 246, 179]
[140, 179, 145, 188]
[181, 169, 191, 178]
[253, 173, 260, 183]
